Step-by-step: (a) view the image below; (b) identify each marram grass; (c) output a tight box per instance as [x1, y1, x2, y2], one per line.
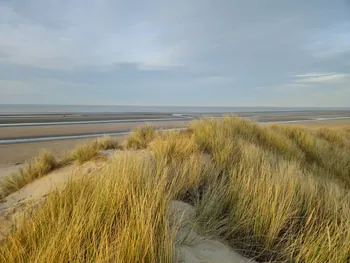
[1, 117, 350, 262]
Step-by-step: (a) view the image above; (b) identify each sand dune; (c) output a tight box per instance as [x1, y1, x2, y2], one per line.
[0, 150, 254, 263]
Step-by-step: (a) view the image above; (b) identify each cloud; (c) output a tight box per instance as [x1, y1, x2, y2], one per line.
[294, 73, 350, 83]
[295, 73, 337, 78]
[0, 0, 350, 106]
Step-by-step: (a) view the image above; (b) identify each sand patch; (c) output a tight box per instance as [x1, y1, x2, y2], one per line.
[170, 201, 255, 263]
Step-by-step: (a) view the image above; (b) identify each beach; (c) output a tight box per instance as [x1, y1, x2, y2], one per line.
[1, 110, 350, 167]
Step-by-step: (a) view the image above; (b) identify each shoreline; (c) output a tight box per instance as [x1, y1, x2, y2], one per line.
[1, 116, 350, 145]
[0, 112, 350, 167]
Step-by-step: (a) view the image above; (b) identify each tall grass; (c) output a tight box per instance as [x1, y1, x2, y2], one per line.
[73, 143, 100, 164]
[0, 136, 120, 200]
[0, 151, 58, 199]
[1, 117, 350, 262]
[127, 125, 156, 149]
[148, 131, 200, 163]
[73, 136, 121, 164]
[190, 117, 350, 262]
[316, 127, 346, 145]
[0, 150, 204, 262]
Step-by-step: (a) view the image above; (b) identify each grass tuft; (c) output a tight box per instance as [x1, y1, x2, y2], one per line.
[73, 142, 101, 164]
[0, 137, 121, 200]
[126, 125, 156, 149]
[148, 131, 200, 163]
[0, 151, 58, 199]
[316, 127, 345, 145]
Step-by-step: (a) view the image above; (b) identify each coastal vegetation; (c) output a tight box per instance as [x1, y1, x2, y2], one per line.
[1, 117, 349, 262]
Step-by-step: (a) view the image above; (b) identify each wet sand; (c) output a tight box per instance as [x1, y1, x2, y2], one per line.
[285, 119, 350, 128]
[0, 120, 189, 140]
[0, 113, 179, 125]
[0, 137, 126, 168]
[1, 111, 350, 167]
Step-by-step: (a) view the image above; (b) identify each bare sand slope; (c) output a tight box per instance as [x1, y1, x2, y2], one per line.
[0, 120, 189, 140]
[171, 201, 255, 263]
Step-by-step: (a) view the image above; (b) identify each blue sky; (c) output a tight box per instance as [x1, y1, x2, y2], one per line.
[0, 0, 350, 107]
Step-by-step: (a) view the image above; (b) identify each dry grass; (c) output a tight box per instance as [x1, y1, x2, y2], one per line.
[190, 117, 350, 262]
[73, 142, 101, 164]
[316, 127, 346, 144]
[148, 131, 200, 163]
[0, 151, 58, 199]
[0, 136, 120, 200]
[126, 125, 156, 149]
[1, 117, 350, 262]
[0, 150, 204, 262]
[73, 136, 120, 164]
[95, 136, 121, 150]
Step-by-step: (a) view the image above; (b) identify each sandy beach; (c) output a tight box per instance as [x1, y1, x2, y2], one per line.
[1, 111, 350, 167]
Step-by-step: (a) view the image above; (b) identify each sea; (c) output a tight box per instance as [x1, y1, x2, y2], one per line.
[1, 104, 349, 115]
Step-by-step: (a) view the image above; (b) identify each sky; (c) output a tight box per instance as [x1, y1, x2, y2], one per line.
[0, 0, 350, 107]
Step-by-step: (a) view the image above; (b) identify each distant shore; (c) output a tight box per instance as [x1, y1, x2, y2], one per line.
[0, 110, 350, 167]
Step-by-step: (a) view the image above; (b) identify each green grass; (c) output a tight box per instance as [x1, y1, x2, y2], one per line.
[1, 117, 350, 262]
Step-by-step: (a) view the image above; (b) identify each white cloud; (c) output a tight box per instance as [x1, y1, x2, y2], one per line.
[1, 1, 350, 106]
[295, 73, 337, 78]
[294, 73, 350, 83]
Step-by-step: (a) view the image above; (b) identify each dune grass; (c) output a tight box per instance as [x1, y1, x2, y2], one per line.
[316, 127, 346, 145]
[73, 136, 121, 164]
[0, 151, 204, 262]
[0, 151, 58, 200]
[126, 125, 156, 149]
[1, 117, 350, 262]
[148, 131, 200, 163]
[0, 136, 120, 200]
[73, 142, 101, 164]
[190, 117, 350, 262]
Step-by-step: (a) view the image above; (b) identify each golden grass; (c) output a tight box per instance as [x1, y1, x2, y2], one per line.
[190, 117, 350, 262]
[0, 151, 58, 199]
[95, 136, 121, 150]
[72, 136, 121, 164]
[73, 142, 100, 164]
[1, 117, 350, 262]
[316, 127, 346, 144]
[0, 136, 120, 200]
[0, 151, 204, 262]
[126, 125, 156, 149]
[148, 131, 200, 163]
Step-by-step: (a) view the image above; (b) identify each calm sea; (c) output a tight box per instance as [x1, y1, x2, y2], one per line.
[0, 104, 349, 114]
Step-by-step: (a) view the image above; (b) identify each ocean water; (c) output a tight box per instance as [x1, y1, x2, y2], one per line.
[1, 104, 349, 114]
